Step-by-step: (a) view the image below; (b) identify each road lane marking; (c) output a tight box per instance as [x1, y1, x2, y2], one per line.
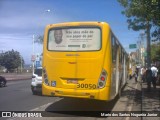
[30, 97, 63, 111]
[5, 97, 63, 120]
[30, 102, 53, 111]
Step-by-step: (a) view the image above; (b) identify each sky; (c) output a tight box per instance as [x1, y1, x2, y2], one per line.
[0, 0, 141, 64]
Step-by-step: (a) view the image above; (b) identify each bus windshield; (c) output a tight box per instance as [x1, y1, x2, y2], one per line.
[48, 27, 101, 51]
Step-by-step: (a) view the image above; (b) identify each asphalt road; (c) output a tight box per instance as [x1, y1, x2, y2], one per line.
[0, 79, 117, 116]
[0, 80, 54, 111]
[0, 78, 144, 120]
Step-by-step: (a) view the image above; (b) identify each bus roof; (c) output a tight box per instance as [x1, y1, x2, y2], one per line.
[46, 21, 110, 28]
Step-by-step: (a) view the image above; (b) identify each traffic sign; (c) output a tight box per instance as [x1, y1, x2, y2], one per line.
[35, 61, 41, 68]
[31, 55, 36, 61]
[129, 44, 137, 49]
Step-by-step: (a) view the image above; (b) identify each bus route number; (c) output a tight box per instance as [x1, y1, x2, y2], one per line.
[77, 83, 96, 89]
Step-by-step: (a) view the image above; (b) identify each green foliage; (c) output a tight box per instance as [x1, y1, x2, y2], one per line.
[0, 49, 24, 72]
[152, 27, 160, 41]
[151, 42, 160, 61]
[118, 0, 160, 41]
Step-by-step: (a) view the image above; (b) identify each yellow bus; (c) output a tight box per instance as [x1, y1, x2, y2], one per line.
[42, 22, 128, 101]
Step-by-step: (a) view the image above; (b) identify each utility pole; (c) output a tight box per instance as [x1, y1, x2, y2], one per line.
[140, 32, 145, 66]
[32, 34, 35, 74]
[21, 55, 22, 73]
[146, 21, 151, 68]
[31, 9, 51, 73]
[137, 40, 141, 64]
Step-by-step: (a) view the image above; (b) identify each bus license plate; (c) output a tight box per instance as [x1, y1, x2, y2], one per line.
[67, 80, 78, 84]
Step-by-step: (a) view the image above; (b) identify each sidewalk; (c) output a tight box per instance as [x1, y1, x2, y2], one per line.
[106, 77, 142, 120]
[142, 82, 160, 111]
[106, 76, 160, 120]
[0, 73, 32, 81]
[141, 80, 160, 120]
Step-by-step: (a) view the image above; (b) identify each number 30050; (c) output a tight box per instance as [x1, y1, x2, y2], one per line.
[77, 83, 96, 89]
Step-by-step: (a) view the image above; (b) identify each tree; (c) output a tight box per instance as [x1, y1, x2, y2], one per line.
[117, 0, 160, 68]
[151, 42, 160, 62]
[151, 0, 160, 41]
[0, 49, 24, 72]
[34, 35, 44, 44]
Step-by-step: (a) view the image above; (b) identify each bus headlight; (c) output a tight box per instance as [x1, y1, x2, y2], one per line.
[43, 68, 49, 86]
[98, 69, 107, 89]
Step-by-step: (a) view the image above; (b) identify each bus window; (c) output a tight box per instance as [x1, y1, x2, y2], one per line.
[48, 28, 101, 51]
[111, 35, 116, 62]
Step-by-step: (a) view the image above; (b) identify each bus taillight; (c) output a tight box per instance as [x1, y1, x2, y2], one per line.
[98, 69, 107, 88]
[43, 68, 49, 86]
[101, 76, 105, 81]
